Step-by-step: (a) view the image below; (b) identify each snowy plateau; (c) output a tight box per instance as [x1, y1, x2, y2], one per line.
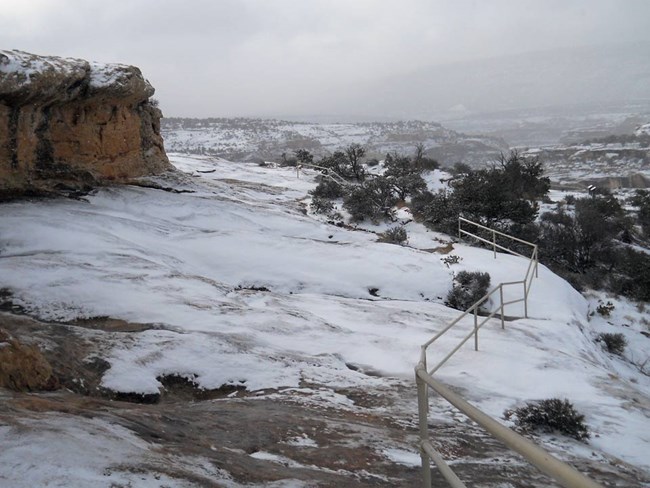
[0, 154, 649, 487]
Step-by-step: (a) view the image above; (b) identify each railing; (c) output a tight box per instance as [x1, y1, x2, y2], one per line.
[415, 218, 603, 488]
[295, 163, 351, 186]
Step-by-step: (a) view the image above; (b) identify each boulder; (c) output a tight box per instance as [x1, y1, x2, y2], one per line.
[0, 50, 171, 198]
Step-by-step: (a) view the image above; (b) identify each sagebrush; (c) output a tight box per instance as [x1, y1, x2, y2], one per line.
[595, 300, 615, 317]
[597, 332, 627, 355]
[505, 398, 590, 441]
[379, 226, 408, 245]
[445, 270, 491, 311]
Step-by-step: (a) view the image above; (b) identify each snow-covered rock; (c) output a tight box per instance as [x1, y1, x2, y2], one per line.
[0, 50, 171, 198]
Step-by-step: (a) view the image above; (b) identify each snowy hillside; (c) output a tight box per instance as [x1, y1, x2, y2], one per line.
[0, 155, 648, 486]
[161, 118, 508, 168]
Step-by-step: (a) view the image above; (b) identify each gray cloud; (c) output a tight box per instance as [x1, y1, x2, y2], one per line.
[2, 0, 650, 118]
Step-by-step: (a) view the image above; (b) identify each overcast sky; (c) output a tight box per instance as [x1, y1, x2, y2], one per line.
[2, 0, 650, 118]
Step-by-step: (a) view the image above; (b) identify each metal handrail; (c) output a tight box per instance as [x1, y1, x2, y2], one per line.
[459, 216, 538, 248]
[416, 218, 603, 488]
[416, 367, 604, 488]
[296, 163, 351, 185]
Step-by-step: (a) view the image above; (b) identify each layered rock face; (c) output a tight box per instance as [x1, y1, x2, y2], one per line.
[0, 50, 171, 198]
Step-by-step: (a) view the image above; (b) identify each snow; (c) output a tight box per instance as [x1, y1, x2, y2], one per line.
[285, 434, 318, 447]
[89, 61, 131, 89]
[0, 415, 230, 487]
[422, 169, 452, 193]
[0, 50, 142, 94]
[159, 119, 498, 166]
[635, 123, 650, 136]
[382, 448, 421, 467]
[1, 154, 649, 480]
[0, 49, 81, 87]
[249, 451, 304, 468]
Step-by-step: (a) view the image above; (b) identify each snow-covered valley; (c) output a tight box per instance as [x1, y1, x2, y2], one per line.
[1, 155, 649, 487]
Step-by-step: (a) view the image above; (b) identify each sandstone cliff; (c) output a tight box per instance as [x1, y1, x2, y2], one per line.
[0, 50, 171, 198]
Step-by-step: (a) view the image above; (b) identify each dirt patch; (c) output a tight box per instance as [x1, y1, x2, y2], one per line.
[66, 316, 154, 333]
[157, 374, 248, 402]
[235, 284, 271, 293]
[108, 390, 161, 404]
[425, 242, 454, 254]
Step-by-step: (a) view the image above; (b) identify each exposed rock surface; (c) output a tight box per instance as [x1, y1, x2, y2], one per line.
[0, 50, 171, 198]
[0, 311, 647, 487]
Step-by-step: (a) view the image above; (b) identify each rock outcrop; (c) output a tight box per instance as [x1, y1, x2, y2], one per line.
[0, 50, 171, 198]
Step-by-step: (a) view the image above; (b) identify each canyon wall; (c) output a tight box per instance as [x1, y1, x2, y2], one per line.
[0, 50, 171, 198]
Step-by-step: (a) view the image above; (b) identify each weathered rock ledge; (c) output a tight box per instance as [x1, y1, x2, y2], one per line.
[0, 50, 171, 199]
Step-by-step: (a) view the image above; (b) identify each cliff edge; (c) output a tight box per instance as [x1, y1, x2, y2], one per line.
[0, 50, 171, 198]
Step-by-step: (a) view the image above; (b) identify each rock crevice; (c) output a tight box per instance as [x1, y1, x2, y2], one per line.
[0, 50, 171, 198]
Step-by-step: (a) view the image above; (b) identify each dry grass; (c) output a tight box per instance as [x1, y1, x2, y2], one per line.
[0, 328, 57, 391]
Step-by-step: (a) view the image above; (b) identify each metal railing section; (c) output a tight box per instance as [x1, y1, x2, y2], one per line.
[458, 216, 538, 319]
[415, 369, 604, 488]
[415, 218, 603, 488]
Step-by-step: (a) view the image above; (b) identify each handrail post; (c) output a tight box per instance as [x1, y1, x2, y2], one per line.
[416, 370, 433, 488]
[523, 280, 528, 318]
[534, 247, 539, 278]
[499, 285, 505, 329]
[422, 348, 429, 413]
[474, 306, 479, 351]
[492, 230, 496, 259]
[458, 218, 461, 239]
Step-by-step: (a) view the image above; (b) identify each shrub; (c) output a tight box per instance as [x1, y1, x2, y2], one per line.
[450, 162, 472, 175]
[384, 152, 428, 200]
[311, 179, 345, 199]
[505, 398, 590, 441]
[417, 156, 440, 171]
[319, 145, 366, 181]
[343, 177, 397, 223]
[628, 190, 650, 238]
[597, 332, 627, 355]
[310, 197, 335, 215]
[538, 195, 626, 276]
[280, 152, 298, 167]
[379, 226, 408, 245]
[410, 190, 460, 236]
[391, 174, 427, 201]
[413, 143, 439, 171]
[294, 149, 314, 165]
[366, 158, 380, 167]
[445, 270, 491, 311]
[441, 254, 462, 267]
[0, 332, 57, 392]
[608, 247, 650, 302]
[319, 151, 349, 177]
[595, 300, 615, 317]
[345, 143, 366, 181]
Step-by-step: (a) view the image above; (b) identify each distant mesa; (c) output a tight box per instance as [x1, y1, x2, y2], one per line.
[0, 49, 171, 199]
